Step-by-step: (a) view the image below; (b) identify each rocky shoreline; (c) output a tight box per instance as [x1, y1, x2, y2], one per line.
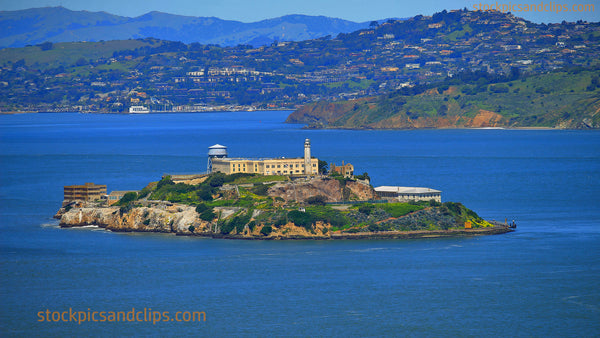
[54, 203, 514, 240]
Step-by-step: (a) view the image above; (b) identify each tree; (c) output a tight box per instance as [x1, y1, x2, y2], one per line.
[355, 172, 370, 181]
[260, 225, 272, 236]
[369, 21, 379, 28]
[116, 192, 137, 206]
[157, 175, 174, 189]
[318, 159, 329, 175]
[306, 195, 327, 206]
[74, 57, 88, 67]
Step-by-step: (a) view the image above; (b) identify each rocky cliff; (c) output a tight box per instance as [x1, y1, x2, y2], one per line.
[56, 203, 205, 235]
[267, 177, 378, 203]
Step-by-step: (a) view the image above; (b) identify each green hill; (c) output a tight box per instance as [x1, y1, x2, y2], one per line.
[0, 7, 369, 48]
[0, 39, 161, 70]
[286, 68, 600, 129]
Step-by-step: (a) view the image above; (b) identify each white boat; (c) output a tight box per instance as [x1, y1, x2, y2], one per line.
[129, 105, 150, 114]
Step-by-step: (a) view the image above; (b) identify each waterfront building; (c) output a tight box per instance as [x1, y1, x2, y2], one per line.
[375, 186, 442, 203]
[63, 183, 107, 203]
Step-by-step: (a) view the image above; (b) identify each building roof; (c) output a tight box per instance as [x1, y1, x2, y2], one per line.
[208, 144, 227, 149]
[374, 186, 441, 194]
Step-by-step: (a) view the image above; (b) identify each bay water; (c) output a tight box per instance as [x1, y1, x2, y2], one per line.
[1, 111, 598, 336]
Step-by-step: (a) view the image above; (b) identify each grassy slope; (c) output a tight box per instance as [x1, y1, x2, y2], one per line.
[288, 69, 600, 129]
[0, 40, 157, 69]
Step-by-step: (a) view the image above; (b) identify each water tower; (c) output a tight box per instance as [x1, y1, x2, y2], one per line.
[207, 144, 228, 173]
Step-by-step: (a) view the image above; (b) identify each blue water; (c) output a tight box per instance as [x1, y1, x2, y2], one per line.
[1, 112, 599, 336]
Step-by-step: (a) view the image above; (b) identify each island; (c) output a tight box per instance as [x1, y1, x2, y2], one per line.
[54, 140, 514, 239]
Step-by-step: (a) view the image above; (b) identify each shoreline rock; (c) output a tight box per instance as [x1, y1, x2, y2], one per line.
[55, 203, 514, 240]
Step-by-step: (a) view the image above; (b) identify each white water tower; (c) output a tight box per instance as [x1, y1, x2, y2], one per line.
[207, 144, 228, 173]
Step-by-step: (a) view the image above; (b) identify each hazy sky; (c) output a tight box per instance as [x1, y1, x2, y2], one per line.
[1, 0, 597, 23]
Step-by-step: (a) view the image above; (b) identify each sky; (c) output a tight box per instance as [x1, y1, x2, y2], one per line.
[0, 0, 597, 23]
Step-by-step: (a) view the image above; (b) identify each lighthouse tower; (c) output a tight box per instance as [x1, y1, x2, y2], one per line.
[304, 138, 311, 175]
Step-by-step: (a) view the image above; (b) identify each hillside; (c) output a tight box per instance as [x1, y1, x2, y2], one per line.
[0, 7, 369, 48]
[286, 69, 600, 129]
[0, 9, 598, 114]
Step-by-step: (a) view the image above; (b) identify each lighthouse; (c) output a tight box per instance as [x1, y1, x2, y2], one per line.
[304, 138, 311, 175]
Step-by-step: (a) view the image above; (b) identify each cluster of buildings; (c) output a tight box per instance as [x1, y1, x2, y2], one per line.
[63, 139, 442, 205]
[62, 183, 136, 206]
[208, 139, 319, 176]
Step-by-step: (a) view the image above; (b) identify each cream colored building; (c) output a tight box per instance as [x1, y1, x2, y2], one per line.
[211, 157, 318, 176]
[210, 138, 319, 176]
[63, 182, 107, 203]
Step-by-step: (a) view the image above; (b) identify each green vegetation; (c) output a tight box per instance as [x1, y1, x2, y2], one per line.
[229, 174, 288, 185]
[221, 209, 253, 234]
[289, 68, 600, 129]
[250, 183, 270, 196]
[287, 210, 313, 229]
[380, 203, 424, 217]
[354, 172, 370, 181]
[117, 172, 497, 237]
[115, 192, 138, 206]
[305, 195, 328, 206]
[285, 206, 348, 230]
[0, 39, 160, 70]
[260, 225, 273, 236]
[195, 203, 216, 221]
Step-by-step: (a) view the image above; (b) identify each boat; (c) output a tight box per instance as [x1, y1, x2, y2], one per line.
[128, 105, 150, 114]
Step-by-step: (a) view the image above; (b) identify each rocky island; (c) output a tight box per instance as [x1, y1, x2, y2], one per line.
[54, 172, 514, 240]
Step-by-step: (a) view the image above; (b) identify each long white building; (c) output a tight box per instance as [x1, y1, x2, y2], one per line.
[375, 186, 442, 203]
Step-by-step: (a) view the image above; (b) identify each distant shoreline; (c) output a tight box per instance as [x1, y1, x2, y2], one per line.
[0, 111, 571, 130]
[0, 109, 295, 115]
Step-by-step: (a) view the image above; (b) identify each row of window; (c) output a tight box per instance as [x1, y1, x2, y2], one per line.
[265, 163, 307, 169]
[265, 169, 315, 175]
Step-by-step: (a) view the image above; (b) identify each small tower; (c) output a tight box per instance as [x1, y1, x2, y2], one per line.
[304, 138, 311, 175]
[207, 144, 228, 173]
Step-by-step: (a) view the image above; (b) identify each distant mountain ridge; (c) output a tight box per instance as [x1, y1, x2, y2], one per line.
[0, 6, 375, 48]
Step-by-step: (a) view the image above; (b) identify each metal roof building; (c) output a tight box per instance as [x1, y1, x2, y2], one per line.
[375, 186, 442, 203]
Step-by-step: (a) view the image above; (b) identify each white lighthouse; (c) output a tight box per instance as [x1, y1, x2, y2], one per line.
[304, 138, 311, 175]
